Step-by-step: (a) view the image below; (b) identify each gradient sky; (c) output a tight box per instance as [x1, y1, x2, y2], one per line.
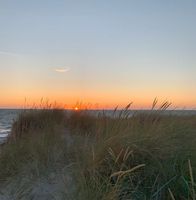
[0, 0, 196, 109]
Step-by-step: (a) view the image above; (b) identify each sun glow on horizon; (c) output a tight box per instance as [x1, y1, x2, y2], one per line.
[74, 106, 79, 111]
[0, 95, 196, 110]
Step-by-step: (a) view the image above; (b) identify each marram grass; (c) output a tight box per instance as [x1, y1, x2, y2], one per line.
[0, 102, 196, 199]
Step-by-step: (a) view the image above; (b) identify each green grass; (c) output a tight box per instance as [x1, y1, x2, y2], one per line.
[0, 103, 196, 199]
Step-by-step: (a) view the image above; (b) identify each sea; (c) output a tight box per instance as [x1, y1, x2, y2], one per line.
[0, 109, 21, 144]
[0, 109, 196, 144]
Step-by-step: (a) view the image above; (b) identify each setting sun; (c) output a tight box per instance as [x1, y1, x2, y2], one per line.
[74, 107, 79, 111]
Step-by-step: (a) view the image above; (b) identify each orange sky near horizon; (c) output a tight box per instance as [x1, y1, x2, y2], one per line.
[0, 63, 195, 109]
[0, 87, 195, 109]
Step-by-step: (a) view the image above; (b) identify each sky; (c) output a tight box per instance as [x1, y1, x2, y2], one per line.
[0, 0, 196, 109]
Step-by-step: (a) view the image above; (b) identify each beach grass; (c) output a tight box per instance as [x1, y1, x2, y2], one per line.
[0, 103, 196, 199]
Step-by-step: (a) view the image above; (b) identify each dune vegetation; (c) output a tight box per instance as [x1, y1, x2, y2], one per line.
[0, 102, 196, 199]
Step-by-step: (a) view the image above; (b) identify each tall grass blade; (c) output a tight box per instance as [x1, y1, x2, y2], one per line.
[188, 159, 196, 200]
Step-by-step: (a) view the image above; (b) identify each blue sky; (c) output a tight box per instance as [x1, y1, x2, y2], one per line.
[0, 0, 196, 108]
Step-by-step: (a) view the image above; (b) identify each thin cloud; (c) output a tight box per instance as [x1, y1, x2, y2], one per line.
[54, 67, 70, 73]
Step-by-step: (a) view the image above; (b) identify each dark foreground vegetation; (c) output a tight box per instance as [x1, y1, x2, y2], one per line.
[0, 103, 196, 199]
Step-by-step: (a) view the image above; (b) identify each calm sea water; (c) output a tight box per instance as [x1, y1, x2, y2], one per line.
[0, 109, 196, 144]
[0, 109, 21, 144]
